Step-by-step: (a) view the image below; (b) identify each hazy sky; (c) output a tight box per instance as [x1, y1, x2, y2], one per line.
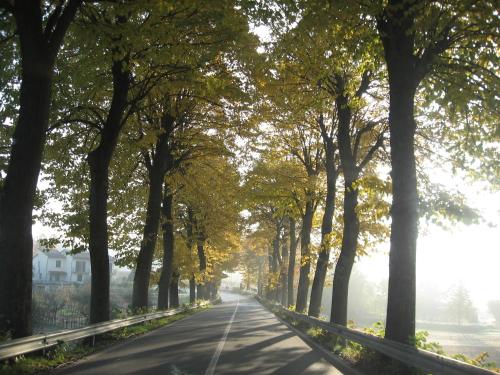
[357, 176, 499, 312]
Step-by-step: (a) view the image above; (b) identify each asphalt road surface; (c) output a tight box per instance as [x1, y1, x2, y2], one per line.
[53, 292, 343, 375]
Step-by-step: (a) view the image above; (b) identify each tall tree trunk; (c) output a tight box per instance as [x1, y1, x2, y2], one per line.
[158, 187, 174, 310]
[132, 117, 173, 309]
[266, 245, 273, 300]
[270, 223, 281, 301]
[0, 0, 81, 338]
[384, 79, 418, 343]
[296, 200, 315, 312]
[330, 93, 359, 326]
[280, 233, 289, 306]
[87, 58, 130, 324]
[213, 282, 219, 299]
[330, 186, 359, 325]
[309, 139, 337, 317]
[132, 166, 163, 310]
[189, 275, 196, 303]
[207, 281, 215, 300]
[287, 218, 297, 307]
[197, 236, 207, 300]
[0, 56, 52, 338]
[377, 1, 419, 345]
[169, 271, 179, 308]
[329, 81, 384, 325]
[258, 258, 264, 297]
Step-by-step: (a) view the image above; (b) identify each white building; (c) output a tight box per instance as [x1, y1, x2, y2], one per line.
[32, 250, 113, 285]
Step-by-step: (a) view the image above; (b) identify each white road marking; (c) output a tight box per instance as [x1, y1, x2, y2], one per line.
[205, 296, 239, 375]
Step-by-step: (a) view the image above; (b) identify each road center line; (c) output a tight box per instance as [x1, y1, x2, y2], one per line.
[205, 296, 239, 375]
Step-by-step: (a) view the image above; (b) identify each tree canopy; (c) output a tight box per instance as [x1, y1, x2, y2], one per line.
[0, 3, 497, 363]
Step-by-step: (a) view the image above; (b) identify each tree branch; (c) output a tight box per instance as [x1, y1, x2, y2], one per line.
[355, 70, 372, 98]
[353, 121, 378, 160]
[357, 128, 386, 173]
[47, 0, 83, 58]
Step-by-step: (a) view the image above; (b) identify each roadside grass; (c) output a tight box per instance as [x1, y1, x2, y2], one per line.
[264, 301, 500, 374]
[0, 305, 209, 375]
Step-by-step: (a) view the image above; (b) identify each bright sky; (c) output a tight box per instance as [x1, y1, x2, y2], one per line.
[356, 177, 499, 313]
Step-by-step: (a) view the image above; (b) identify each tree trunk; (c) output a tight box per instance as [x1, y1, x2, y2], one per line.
[330, 186, 359, 326]
[87, 156, 112, 323]
[0, 54, 52, 337]
[384, 79, 418, 343]
[197, 237, 207, 300]
[330, 92, 359, 326]
[207, 281, 215, 300]
[309, 141, 337, 317]
[296, 200, 315, 312]
[266, 245, 274, 300]
[377, 2, 419, 345]
[189, 275, 196, 303]
[280, 233, 289, 306]
[287, 218, 297, 307]
[87, 58, 130, 324]
[132, 117, 173, 309]
[132, 162, 164, 310]
[271, 223, 281, 301]
[169, 271, 180, 308]
[213, 283, 218, 299]
[158, 188, 174, 310]
[0, 1, 81, 338]
[258, 259, 264, 297]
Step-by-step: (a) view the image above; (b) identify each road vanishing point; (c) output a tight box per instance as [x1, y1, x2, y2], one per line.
[54, 292, 343, 375]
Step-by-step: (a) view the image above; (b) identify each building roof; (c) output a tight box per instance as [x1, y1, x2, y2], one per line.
[33, 249, 115, 264]
[45, 250, 66, 259]
[72, 252, 91, 260]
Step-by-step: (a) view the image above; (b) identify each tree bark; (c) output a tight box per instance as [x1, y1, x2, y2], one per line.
[266, 245, 274, 300]
[270, 222, 281, 301]
[330, 186, 359, 326]
[309, 139, 337, 317]
[132, 113, 174, 310]
[384, 79, 418, 343]
[280, 233, 289, 306]
[87, 58, 130, 324]
[169, 270, 180, 308]
[258, 258, 264, 297]
[157, 187, 174, 310]
[287, 218, 297, 307]
[377, 1, 419, 345]
[189, 275, 196, 303]
[296, 200, 315, 312]
[197, 236, 208, 300]
[0, 55, 52, 338]
[0, 0, 81, 338]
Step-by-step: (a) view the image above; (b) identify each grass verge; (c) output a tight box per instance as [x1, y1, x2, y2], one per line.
[261, 299, 500, 374]
[0, 305, 210, 375]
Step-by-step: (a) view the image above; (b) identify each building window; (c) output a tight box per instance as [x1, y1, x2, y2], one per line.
[77, 274, 83, 282]
[75, 261, 86, 273]
[56, 260, 61, 268]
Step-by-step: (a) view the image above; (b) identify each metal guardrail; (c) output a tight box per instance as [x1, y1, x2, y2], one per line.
[0, 302, 207, 361]
[257, 297, 496, 375]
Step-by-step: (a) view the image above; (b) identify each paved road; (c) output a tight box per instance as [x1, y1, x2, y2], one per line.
[54, 292, 343, 374]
